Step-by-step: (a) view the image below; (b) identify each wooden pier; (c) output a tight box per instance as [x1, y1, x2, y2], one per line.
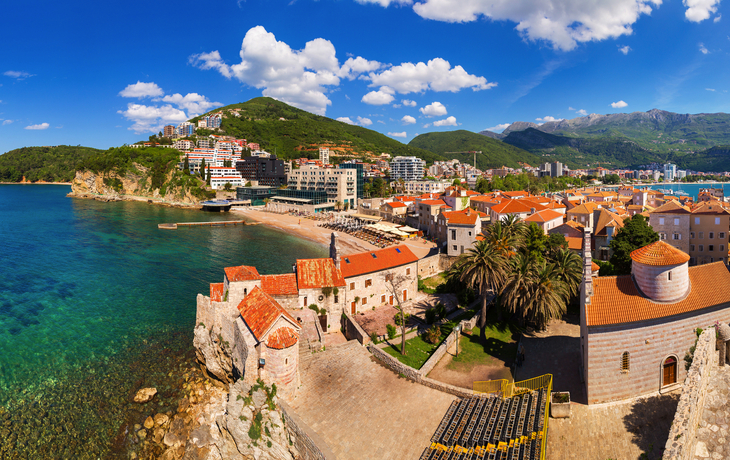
[158, 220, 247, 230]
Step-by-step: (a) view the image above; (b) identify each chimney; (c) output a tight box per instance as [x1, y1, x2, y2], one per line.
[330, 232, 342, 269]
[530, 208, 536, 214]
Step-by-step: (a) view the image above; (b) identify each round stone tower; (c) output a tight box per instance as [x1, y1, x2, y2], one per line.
[630, 241, 690, 302]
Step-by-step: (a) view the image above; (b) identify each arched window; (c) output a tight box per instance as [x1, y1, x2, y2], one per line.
[663, 356, 677, 386]
[621, 352, 630, 372]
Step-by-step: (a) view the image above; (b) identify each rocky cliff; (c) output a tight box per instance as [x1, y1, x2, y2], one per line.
[69, 164, 204, 206]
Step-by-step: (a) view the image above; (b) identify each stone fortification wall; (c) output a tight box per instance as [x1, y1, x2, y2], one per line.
[664, 329, 715, 460]
[417, 253, 457, 279]
[342, 312, 371, 345]
[265, 344, 299, 400]
[280, 401, 338, 460]
[585, 306, 730, 404]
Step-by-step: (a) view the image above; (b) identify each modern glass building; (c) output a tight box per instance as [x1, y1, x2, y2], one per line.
[338, 163, 364, 201]
[236, 186, 331, 209]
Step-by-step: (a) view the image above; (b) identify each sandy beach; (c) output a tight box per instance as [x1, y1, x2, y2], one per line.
[231, 207, 437, 258]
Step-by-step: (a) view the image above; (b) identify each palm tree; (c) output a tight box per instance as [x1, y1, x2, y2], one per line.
[550, 248, 583, 298]
[453, 239, 508, 332]
[500, 214, 527, 244]
[500, 252, 537, 325]
[523, 263, 568, 331]
[483, 221, 517, 258]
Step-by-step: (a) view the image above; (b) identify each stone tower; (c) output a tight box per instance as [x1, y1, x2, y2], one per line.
[630, 241, 690, 302]
[330, 232, 341, 269]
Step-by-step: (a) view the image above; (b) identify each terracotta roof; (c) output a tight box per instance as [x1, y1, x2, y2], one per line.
[501, 191, 528, 198]
[224, 265, 261, 282]
[547, 201, 567, 209]
[339, 245, 419, 278]
[490, 199, 534, 215]
[419, 199, 448, 207]
[260, 274, 298, 296]
[692, 202, 730, 215]
[595, 209, 626, 236]
[630, 241, 690, 266]
[587, 262, 730, 326]
[567, 202, 600, 215]
[470, 196, 500, 204]
[441, 208, 485, 225]
[296, 258, 346, 289]
[385, 201, 408, 208]
[237, 287, 300, 340]
[591, 261, 600, 272]
[564, 220, 585, 229]
[266, 327, 298, 349]
[210, 283, 225, 302]
[650, 200, 690, 214]
[566, 237, 583, 250]
[466, 191, 481, 196]
[525, 209, 563, 223]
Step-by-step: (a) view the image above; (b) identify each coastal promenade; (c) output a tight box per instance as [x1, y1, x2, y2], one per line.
[233, 207, 437, 258]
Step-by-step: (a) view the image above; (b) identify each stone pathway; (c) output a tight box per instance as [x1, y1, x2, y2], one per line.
[692, 364, 730, 459]
[289, 340, 457, 460]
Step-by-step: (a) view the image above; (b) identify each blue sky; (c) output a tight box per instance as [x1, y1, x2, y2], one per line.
[1, 0, 728, 154]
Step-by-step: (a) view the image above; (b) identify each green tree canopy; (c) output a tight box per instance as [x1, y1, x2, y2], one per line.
[608, 214, 659, 275]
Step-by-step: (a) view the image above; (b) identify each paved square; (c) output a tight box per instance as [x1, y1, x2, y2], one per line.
[289, 340, 457, 460]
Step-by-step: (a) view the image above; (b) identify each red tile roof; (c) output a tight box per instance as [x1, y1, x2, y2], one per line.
[587, 262, 730, 326]
[566, 237, 583, 250]
[210, 283, 225, 302]
[296, 258, 346, 289]
[339, 245, 419, 278]
[385, 201, 408, 208]
[224, 265, 261, 282]
[524, 209, 563, 223]
[490, 199, 535, 215]
[260, 274, 299, 296]
[419, 199, 448, 207]
[266, 327, 298, 349]
[237, 287, 300, 340]
[630, 241, 690, 266]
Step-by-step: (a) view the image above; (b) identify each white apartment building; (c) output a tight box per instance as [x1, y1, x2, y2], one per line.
[319, 147, 330, 165]
[391, 180, 450, 195]
[287, 165, 357, 207]
[390, 156, 426, 181]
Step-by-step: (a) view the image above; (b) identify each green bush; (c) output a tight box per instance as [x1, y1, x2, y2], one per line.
[425, 308, 437, 325]
[423, 325, 441, 344]
[435, 302, 447, 319]
[370, 332, 379, 344]
[394, 313, 410, 326]
[386, 324, 397, 339]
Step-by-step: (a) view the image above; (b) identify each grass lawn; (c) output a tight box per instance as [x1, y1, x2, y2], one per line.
[419, 273, 446, 294]
[448, 324, 518, 372]
[383, 320, 457, 370]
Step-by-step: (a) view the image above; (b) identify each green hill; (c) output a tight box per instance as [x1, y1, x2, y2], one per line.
[671, 145, 730, 172]
[0, 145, 103, 182]
[407, 130, 539, 169]
[500, 128, 659, 169]
[195, 97, 444, 164]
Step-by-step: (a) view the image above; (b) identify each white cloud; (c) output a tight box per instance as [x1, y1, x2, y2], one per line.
[568, 106, 575, 110]
[367, 0, 665, 51]
[420, 101, 447, 117]
[159, 93, 222, 117]
[24, 123, 49, 130]
[2, 120, 13, 125]
[337, 116, 355, 125]
[356, 0, 413, 5]
[433, 116, 458, 127]
[714, 13, 721, 22]
[357, 116, 373, 126]
[388, 131, 407, 138]
[118, 104, 188, 134]
[377, 120, 386, 124]
[338, 57, 382, 80]
[401, 115, 417, 124]
[619, 45, 631, 55]
[706, 88, 716, 91]
[190, 26, 349, 115]
[699, 43, 709, 54]
[684, 0, 721, 22]
[486, 123, 510, 132]
[119, 81, 164, 98]
[577, 109, 588, 116]
[4, 70, 33, 80]
[361, 87, 396, 105]
[536, 115, 563, 122]
[402, 99, 417, 107]
[367, 57, 494, 94]
[611, 100, 628, 108]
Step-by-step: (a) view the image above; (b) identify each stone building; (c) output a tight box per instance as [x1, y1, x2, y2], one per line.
[435, 208, 483, 256]
[294, 257, 346, 331]
[580, 236, 730, 404]
[648, 200, 691, 254]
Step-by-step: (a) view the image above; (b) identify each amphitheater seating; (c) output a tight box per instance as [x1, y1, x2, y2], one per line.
[420, 387, 548, 460]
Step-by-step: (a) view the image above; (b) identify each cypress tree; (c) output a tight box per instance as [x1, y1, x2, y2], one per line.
[183, 155, 190, 175]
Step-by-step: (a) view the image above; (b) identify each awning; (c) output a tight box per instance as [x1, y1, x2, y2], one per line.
[351, 213, 382, 222]
[398, 226, 419, 233]
[271, 196, 312, 203]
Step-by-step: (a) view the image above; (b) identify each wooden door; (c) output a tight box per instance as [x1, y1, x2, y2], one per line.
[389, 295, 394, 305]
[663, 357, 677, 386]
[403, 290, 408, 302]
[351, 302, 357, 314]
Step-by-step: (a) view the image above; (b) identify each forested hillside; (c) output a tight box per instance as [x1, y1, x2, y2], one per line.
[0, 145, 102, 182]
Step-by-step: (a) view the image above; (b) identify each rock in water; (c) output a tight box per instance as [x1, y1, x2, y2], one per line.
[154, 413, 170, 426]
[133, 388, 157, 403]
[144, 416, 154, 430]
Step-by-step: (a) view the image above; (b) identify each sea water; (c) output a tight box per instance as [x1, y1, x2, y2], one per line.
[0, 184, 326, 458]
[646, 182, 730, 200]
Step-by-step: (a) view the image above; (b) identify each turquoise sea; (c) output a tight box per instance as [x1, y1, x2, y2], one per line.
[646, 182, 730, 199]
[0, 184, 326, 458]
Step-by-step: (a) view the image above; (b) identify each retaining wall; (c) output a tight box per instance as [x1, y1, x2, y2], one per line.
[280, 401, 338, 460]
[341, 312, 371, 345]
[663, 329, 716, 460]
